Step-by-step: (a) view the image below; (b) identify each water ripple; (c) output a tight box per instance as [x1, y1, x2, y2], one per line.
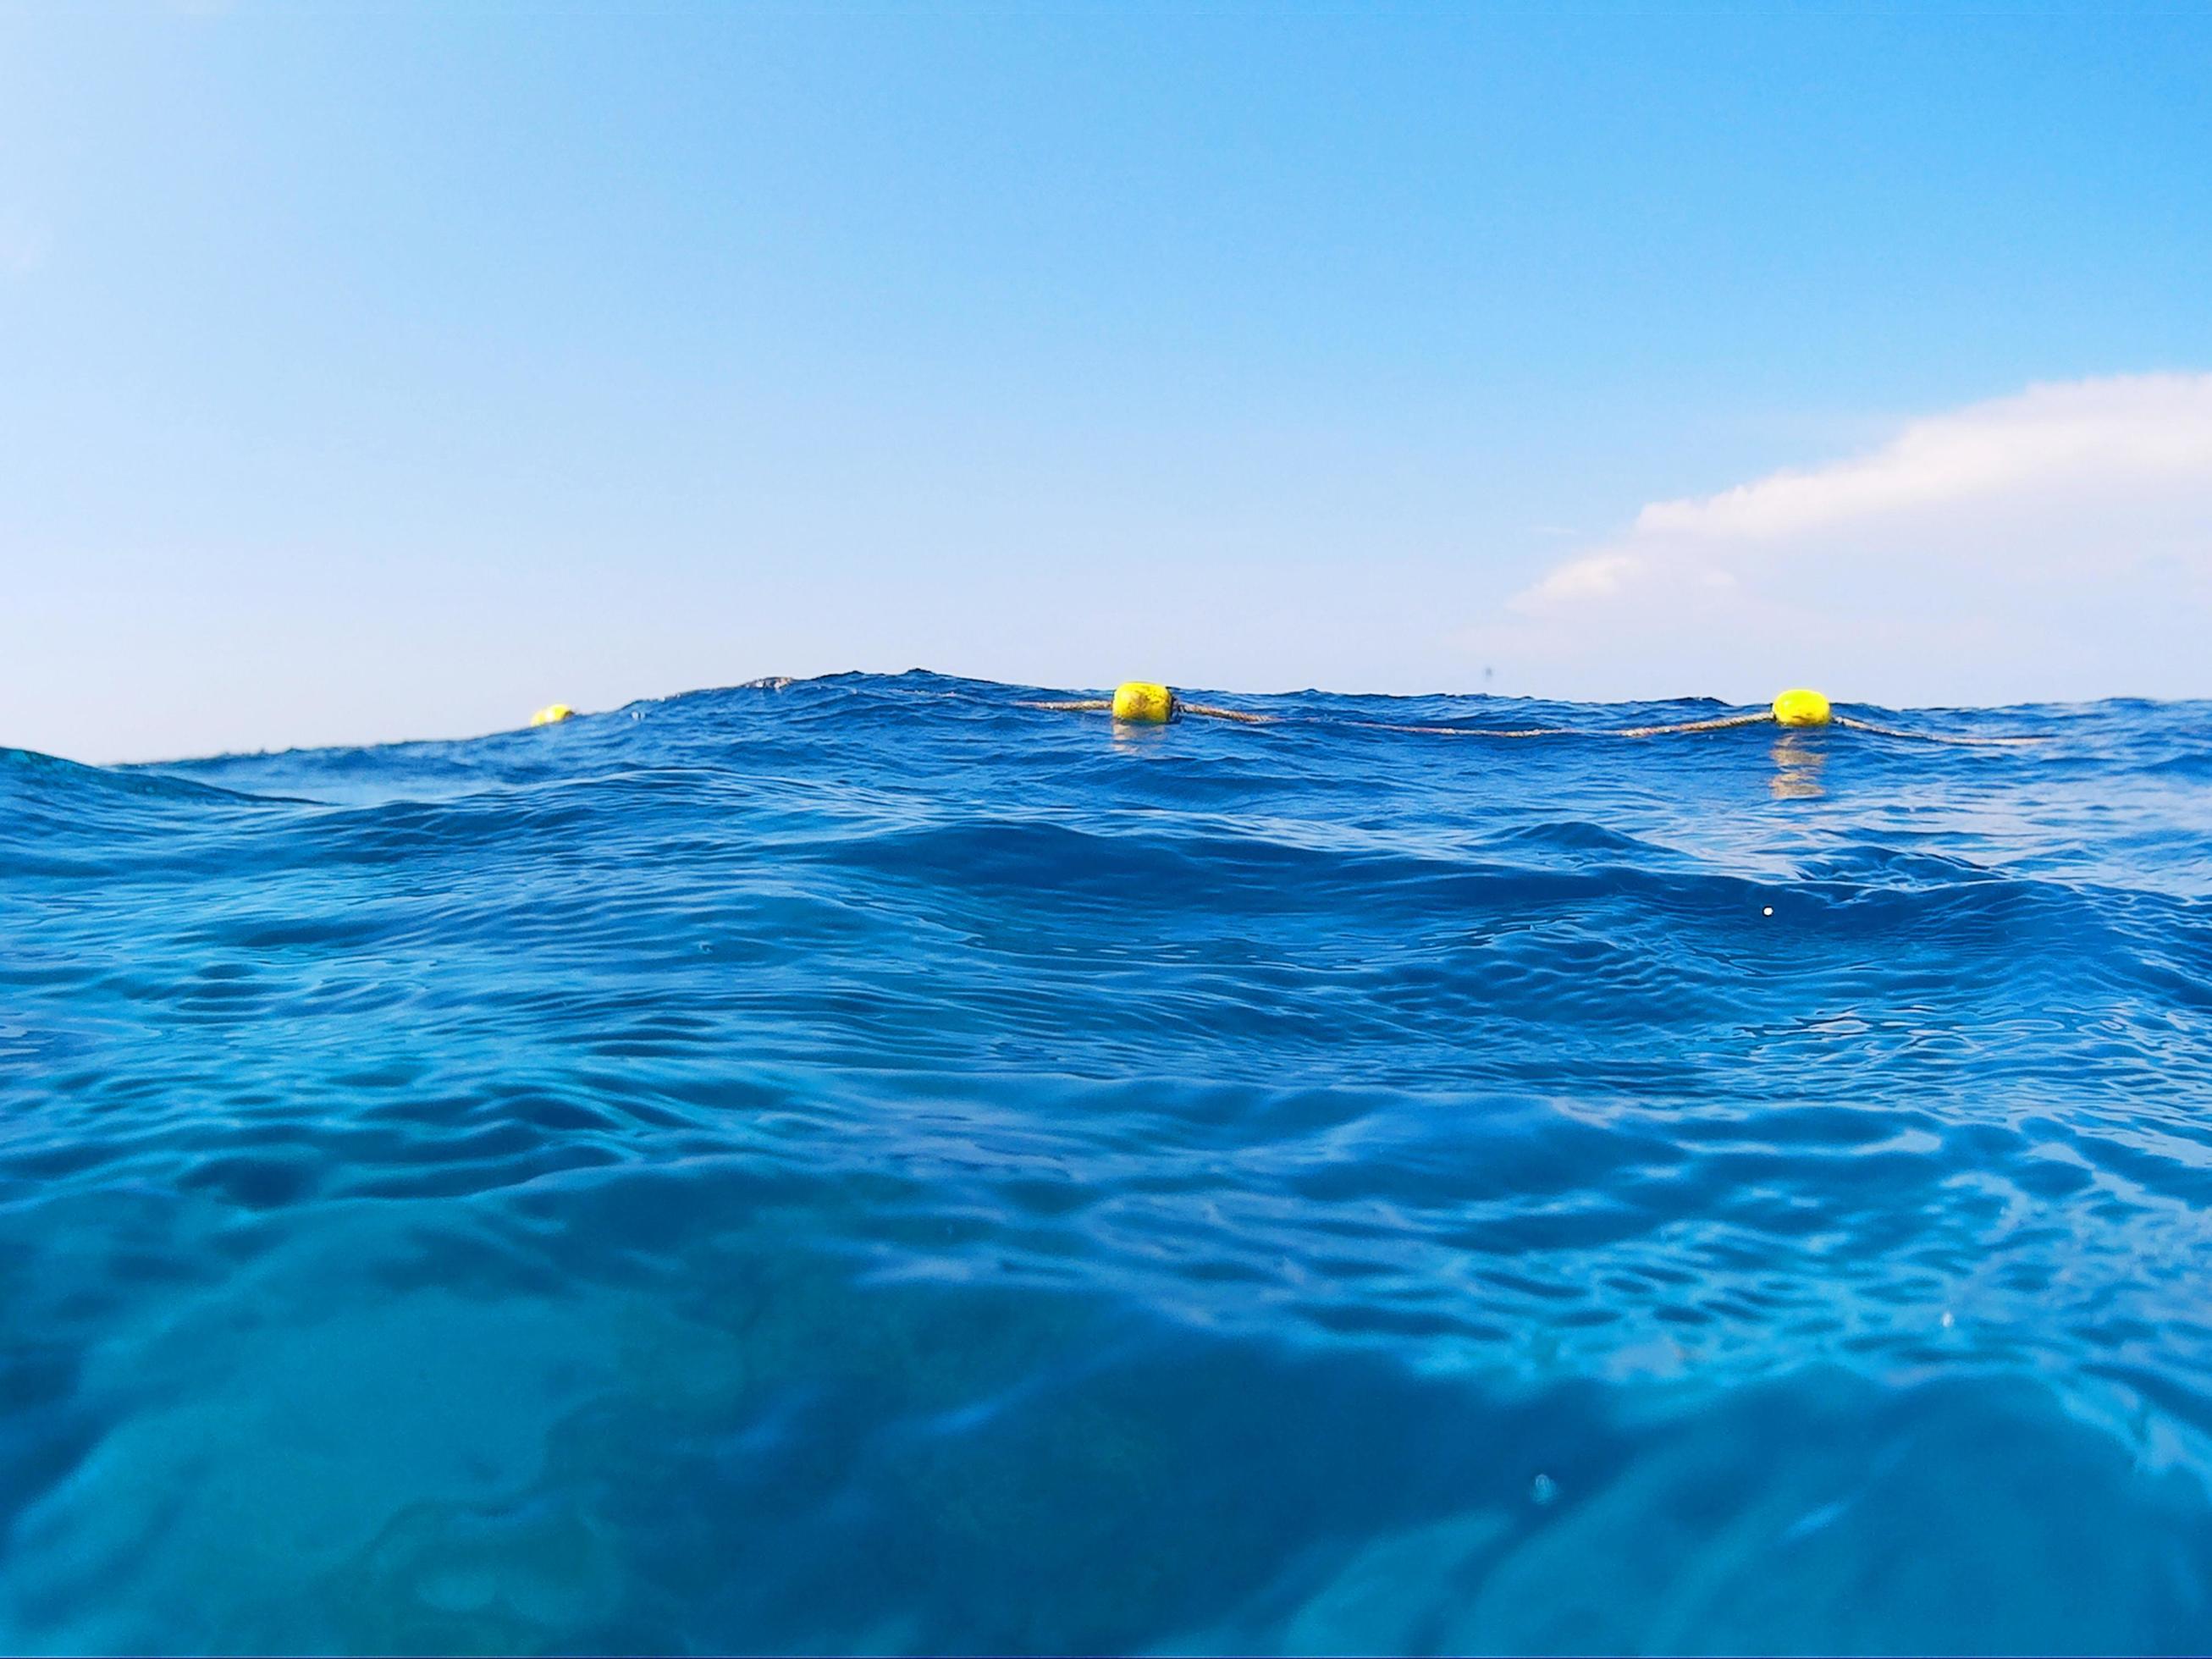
[3, 674, 2211, 1651]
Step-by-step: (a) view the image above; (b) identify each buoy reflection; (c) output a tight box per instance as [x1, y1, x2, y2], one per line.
[1770, 734, 1827, 799]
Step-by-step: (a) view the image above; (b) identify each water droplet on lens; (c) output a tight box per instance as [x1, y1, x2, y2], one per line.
[1531, 1473, 1558, 1506]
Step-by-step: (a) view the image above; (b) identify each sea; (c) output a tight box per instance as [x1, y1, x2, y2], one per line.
[3, 670, 2211, 1654]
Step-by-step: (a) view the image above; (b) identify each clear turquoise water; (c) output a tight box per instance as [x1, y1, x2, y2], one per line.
[5, 673, 2212, 1654]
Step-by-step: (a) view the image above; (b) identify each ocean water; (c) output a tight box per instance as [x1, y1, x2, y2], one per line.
[5, 671, 2212, 1655]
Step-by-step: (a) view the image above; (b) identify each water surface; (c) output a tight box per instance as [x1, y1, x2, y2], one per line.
[4, 673, 2210, 1652]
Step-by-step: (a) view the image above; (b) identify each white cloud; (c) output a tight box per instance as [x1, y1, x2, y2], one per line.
[1522, 550, 1645, 604]
[1488, 373, 2212, 706]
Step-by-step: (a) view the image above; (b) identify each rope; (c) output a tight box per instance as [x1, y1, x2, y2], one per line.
[1176, 702, 1275, 725]
[1613, 712, 1776, 738]
[1342, 719, 1568, 737]
[1024, 697, 2040, 745]
[1832, 716, 2044, 747]
[1022, 697, 1277, 724]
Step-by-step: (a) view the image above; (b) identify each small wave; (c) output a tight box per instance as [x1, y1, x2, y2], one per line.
[4, 675, 2212, 1651]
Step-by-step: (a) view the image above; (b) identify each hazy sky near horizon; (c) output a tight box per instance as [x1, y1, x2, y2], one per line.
[4, 2, 2211, 762]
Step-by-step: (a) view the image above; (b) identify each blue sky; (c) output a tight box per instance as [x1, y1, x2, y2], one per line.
[3, 1, 2209, 759]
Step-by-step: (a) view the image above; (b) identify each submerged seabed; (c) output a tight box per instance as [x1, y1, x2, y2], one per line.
[4, 672, 2212, 1654]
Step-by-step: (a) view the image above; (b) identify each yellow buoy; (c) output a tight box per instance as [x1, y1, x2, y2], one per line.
[530, 703, 576, 727]
[1772, 688, 1832, 728]
[1112, 681, 1178, 724]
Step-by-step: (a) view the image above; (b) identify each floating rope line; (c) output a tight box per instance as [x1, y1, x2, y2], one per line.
[1827, 717, 2041, 747]
[1024, 684, 2041, 747]
[1027, 697, 1271, 725]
